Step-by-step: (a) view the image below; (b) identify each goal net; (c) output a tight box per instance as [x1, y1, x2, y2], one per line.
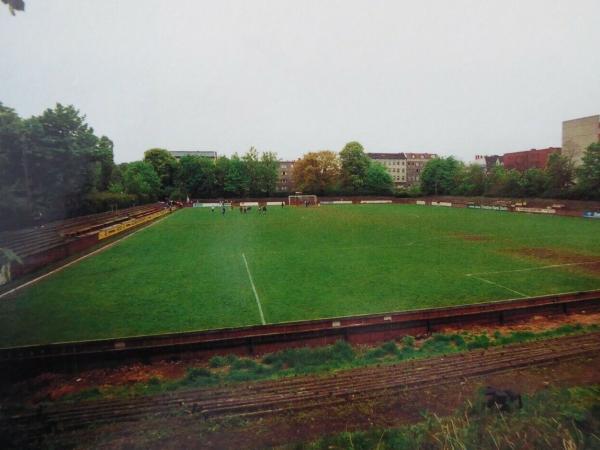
[288, 194, 318, 206]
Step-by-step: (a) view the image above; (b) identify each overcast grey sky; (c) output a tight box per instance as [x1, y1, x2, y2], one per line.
[1, 1, 599, 163]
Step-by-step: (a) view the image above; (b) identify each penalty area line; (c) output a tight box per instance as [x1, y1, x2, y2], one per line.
[466, 274, 528, 298]
[466, 260, 600, 277]
[242, 253, 266, 325]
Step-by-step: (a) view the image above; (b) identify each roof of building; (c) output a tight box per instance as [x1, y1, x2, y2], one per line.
[503, 147, 561, 157]
[169, 150, 217, 158]
[485, 155, 503, 165]
[404, 152, 438, 159]
[562, 115, 600, 124]
[367, 152, 406, 160]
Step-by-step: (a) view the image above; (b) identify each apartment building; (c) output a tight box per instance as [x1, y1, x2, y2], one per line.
[562, 115, 600, 166]
[366, 153, 407, 187]
[502, 147, 561, 171]
[405, 153, 438, 185]
[276, 160, 295, 192]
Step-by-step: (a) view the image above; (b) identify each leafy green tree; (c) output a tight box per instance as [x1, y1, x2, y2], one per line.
[214, 156, 231, 194]
[122, 161, 161, 201]
[500, 169, 523, 197]
[365, 162, 394, 194]
[23, 103, 101, 217]
[94, 136, 115, 191]
[521, 168, 548, 198]
[339, 141, 370, 192]
[455, 164, 485, 196]
[178, 155, 216, 198]
[0, 103, 31, 226]
[576, 143, 600, 199]
[242, 147, 262, 195]
[545, 153, 574, 196]
[419, 157, 462, 195]
[256, 152, 279, 196]
[224, 154, 249, 196]
[143, 148, 179, 193]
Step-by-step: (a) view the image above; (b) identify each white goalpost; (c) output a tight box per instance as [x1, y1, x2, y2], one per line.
[288, 194, 318, 206]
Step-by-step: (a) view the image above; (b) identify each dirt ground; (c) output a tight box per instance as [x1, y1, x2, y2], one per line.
[6, 311, 600, 406]
[38, 353, 600, 450]
[505, 247, 600, 276]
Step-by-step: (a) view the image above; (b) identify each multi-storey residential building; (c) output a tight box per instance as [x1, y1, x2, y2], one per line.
[484, 155, 503, 172]
[502, 147, 561, 171]
[405, 153, 438, 185]
[562, 115, 600, 166]
[169, 150, 217, 160]
[366, 153, 407, 187]
[276, 160, 295, 192]
[474, 154, 503, 173]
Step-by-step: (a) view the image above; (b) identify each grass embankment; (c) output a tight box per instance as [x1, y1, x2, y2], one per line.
[60, 323, 599, 404]
[289, 385, 600, 450]
[1, 205, 599, 346]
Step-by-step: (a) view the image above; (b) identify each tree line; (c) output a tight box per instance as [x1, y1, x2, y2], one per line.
[2, 101, 598, 230]
[419, 148, 600, 200]
[0, 102, 281, 229]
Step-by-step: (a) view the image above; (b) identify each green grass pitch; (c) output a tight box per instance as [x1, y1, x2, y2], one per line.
[1, 205, 599, 347]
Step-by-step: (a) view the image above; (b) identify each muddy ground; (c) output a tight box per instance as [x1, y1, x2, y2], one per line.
[31, 353, 600, 450]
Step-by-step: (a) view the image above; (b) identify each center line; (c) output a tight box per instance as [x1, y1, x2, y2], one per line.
[242, 253, 266, 325]
[466, 274, 529, 298]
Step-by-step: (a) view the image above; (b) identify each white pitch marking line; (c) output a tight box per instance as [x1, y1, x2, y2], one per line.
[466, 261, 600, 277]
[0, 215, 170, 300]
[242, 253, 266, 325]
[466, 274, 529, 298]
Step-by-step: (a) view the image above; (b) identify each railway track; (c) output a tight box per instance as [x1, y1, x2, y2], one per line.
[3, 331, 600, 441]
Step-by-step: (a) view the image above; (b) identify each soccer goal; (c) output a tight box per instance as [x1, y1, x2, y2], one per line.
[288, 194, 318, 206]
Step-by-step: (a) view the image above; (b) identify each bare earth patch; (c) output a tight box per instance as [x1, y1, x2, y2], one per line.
[506, 247, 600, 276]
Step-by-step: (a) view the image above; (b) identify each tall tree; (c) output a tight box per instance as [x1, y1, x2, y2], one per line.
[521, 168, 548, 198]
[576, 143, 600, 200]
[455, 164, 486, 196]
[0, 103, 30, 226]
[122, 161, 161, 201]
[365, 162, 394, 194]
[339, 141, 370, 193]
[419, 157, 462, 195]
[242, 147, 260, 195]
[24, 103, 100, 218]
[95, 136, 115, 191]
[178, 155, 216, 198]
[214, 156, 231, 195]
[292, 151, 341, 194]
[256, 151, 279, 196]
[224, 154, 249, 196]
[545, 153, 574, 196]
[143, 148, 179, 193]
